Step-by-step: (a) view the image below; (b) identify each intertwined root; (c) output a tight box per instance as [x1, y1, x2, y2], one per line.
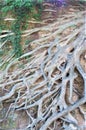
[0, 10, 86, 130]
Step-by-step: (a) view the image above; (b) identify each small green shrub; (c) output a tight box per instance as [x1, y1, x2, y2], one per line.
[0, 0, 43, 57]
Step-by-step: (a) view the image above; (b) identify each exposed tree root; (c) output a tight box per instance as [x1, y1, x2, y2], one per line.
[0, 8, 86, 130]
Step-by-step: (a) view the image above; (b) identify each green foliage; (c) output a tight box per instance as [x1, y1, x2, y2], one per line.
[0, 0, 43, 57]
[1, 0, 43, 18]
[11, 20, 22, 57]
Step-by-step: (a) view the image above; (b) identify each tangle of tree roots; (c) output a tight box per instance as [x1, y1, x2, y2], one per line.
[0, 8, 86, 130]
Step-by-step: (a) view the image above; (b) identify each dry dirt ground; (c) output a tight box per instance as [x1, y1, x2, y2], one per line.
[0, 2, 86, 130]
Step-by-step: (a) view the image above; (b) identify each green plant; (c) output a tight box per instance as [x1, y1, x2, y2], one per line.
[1, 0, 43, 57]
